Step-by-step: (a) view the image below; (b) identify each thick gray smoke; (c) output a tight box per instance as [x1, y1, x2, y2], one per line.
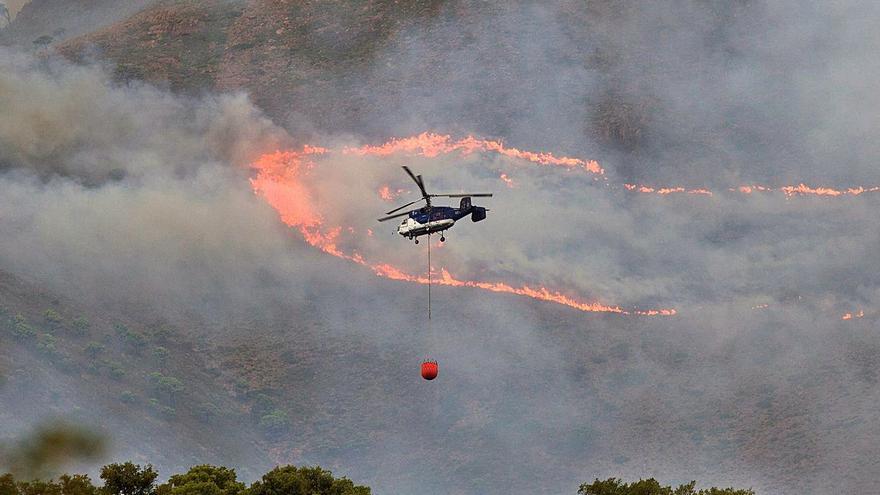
[0, 49, 312, 322]
[2, 1, 880, 495]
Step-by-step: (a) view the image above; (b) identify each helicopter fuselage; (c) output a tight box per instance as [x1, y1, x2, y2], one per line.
[378, 166, 491, 242]
[397, 206, 464, 238]
[397, 202, 486, 241]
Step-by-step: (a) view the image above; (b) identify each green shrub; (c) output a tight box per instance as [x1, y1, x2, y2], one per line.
[102, 360, 126, 380]
[148, 372, 185, 403]
[151, 346, 169, 365]
[114, 323, 147, 353]
[120, 391, 137, 404]
[71, 316, 91, 335]
[44, 309, 64, 328]
[12, 314, 36, 339]
[84, 342, 105, 359]
[259, 409, 290, 436]
[36, 333, 58, 355]
[147, 398, 176, 418]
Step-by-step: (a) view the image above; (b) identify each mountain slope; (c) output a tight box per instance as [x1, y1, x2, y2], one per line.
[0, 0, 157, 46]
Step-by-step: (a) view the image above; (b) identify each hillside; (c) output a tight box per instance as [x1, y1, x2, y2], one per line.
[0, 0, 156, 46]
[2, 1, 880, 495]
[46, 0, 785, 187]
[0, 268, 272, 479]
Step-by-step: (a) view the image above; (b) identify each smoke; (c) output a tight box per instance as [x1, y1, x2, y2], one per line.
[0, 49, 312, 323]
[2, 1, 880, 495]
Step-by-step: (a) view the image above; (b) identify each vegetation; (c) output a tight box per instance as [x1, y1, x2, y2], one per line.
[579, 478, 754, 495]
[0, 463, 371, 495]
[32, 35, 54, 50]
[84, 342, 105, 359]
[0, 469, 761, 495]
[44, 310, 64, 330]
[160, 465, 243, 495]
[10, 314, 36, 339]
[71, 317, 91, 335]
[114, 324, 147, 354]
[99, 463, 157, 495]
[0, 3, 9, 27]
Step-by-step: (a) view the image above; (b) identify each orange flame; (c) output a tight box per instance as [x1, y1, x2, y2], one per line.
[779, 184, 880, 198]
[626, 182, 880, 198]
[842, 310, 864, 320]
[624, 184, 713, 196]
[250, 135, 880, 319]
[499, 173, 516, 188]
[378, 185, 407, 201]
[344, 132, 604, 175]
[249, 148, 673, 316]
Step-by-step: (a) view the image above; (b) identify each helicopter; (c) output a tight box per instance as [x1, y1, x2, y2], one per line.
[377, 166, 493, 243]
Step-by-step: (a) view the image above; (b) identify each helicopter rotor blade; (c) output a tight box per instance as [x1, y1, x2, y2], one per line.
[402, 166, 430, 199]
[377, 211, 412, 222]
[431, 193, 494, 198]
[385, 197, 426, 215]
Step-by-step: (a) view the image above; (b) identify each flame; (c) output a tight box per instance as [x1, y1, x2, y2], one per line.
[624, 184, 713, 196]
[842, 310, 864, 320]
[338, 132, 880, 199]
[626, 183, 880, 198]
[378, 185, 407, 201]
[499, 173, 516, 188]
[344, 132, 604, 175]
[249, 133, 880, 319]
[249, 148, 673, 316]
[778, 184, 880, 198]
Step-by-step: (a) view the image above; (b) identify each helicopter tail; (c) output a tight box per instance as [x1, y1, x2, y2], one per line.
[471, 206, 487, 222]
[459, 197, 486, 221]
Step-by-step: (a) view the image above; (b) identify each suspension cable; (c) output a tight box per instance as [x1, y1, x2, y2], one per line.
[427, 233, 432, 321]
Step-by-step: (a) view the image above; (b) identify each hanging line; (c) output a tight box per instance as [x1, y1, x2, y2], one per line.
[427, 232, 432, 321]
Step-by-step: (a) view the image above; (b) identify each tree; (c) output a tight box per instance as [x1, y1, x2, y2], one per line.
[17, 480, 61, 495]
[247, 466, 370, 495]
[59, 474, 97, 495]
[578, 478, 754, 495]
[0, 474, 18, 495]
[157, 465, 244, 495]
[0, 3, 10, 26]
[99, 463, 157, 495]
